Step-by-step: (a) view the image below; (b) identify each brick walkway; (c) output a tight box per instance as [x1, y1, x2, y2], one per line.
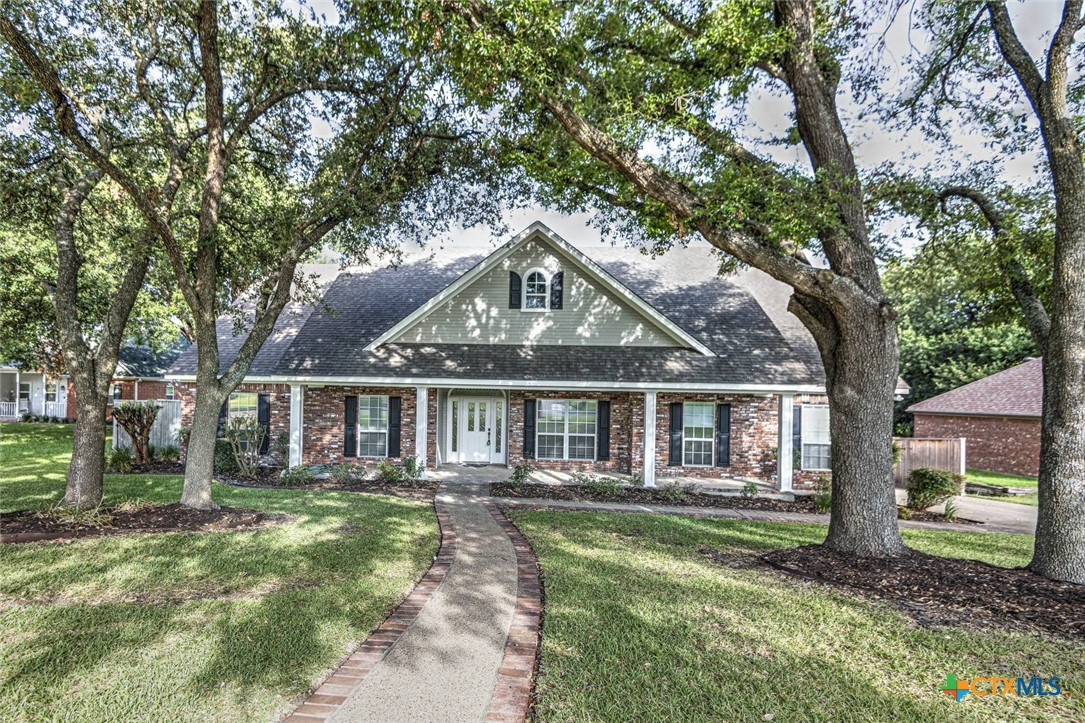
[284, 483, 540, 723]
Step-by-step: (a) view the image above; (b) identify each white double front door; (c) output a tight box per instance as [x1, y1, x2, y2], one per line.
[450, 396, 505, 464]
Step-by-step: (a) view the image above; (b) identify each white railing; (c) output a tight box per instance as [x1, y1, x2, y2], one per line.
[0, 401, 16, 418]
[44, 401, 67, 418]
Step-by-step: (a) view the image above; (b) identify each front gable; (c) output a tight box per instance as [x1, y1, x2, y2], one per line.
[372, 224, 712, 354]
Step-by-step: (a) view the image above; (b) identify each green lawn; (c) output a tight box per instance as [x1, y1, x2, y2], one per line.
[511, 510, 1084, 722]
[967, 468, 1039, 507]
[0, 423, 439, 722]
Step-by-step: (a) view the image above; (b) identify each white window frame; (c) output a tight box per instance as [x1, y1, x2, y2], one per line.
[681, 402, 715, 467]
[522, 268, 550, 312]
[357, 395, 390, 459]
[45, 382, 59, 403]
[228, 392, 259, 420]
[165, 384, 175, 400]
[112, 383, 122, 400]
[536, 399, 597, 461]
[800, 404, 831, 471]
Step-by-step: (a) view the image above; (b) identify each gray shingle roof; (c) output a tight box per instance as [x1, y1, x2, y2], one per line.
[116, 339, 191, 379]
[908, 357, 1042, 418]
[168, 233, 827, 388]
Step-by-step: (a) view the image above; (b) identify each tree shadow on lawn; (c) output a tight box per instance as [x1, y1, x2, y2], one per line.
[527, 529, 1085, 722]
[0, 496, 438, 716]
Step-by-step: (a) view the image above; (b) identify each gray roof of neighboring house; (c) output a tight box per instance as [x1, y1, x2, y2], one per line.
[116, 339, 191, 379]
[168, 233, 830, 388]
[908, 357, 1042, 418]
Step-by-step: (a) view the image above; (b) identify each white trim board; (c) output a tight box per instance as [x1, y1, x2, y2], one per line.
[365, 222, 715, 356]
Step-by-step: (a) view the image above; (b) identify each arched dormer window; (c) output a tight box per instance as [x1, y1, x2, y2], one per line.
[523, 269, 549, 310]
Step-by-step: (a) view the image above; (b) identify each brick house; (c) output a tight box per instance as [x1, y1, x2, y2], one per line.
[105, 342, 190, 417]
[908, 358, 1042, 477]
[168, 222, 906, 490]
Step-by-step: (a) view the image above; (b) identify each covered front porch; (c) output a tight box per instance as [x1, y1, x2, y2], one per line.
[0, 369, 69, 419]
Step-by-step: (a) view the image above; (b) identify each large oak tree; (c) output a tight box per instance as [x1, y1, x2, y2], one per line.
[2, 0, 499, 508]
[424, 0, 906, 555]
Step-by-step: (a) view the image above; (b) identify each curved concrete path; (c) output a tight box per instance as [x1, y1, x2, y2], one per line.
[313, 483, 521, 723]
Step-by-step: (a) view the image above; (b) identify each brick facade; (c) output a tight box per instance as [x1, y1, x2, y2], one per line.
[302, 386, 417, 466]
[505, 390, 638, 474]
[913, 412, 1040, 477]
[655, 393, 779, 482]
[176, 382, 292, 459]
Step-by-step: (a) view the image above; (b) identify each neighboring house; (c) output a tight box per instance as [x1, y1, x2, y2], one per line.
[908, 357, 1042, 477]
[0, 366, 71, 419]
[0, 340, 189, 422]
[169, 222, 907, 489]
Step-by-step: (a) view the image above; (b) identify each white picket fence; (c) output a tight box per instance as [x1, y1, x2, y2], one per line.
[113, 399, 182, 451]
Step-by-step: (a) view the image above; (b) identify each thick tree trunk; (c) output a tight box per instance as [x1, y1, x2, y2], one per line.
[180, 381, 224, 509]
[794, 295, 907, 557]
[62, 387, 107, 508]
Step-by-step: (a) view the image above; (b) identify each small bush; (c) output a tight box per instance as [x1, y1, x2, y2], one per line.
[580, 474, 623, 497]
[272, 432, 290, 465]
[279, 465, 315, 485]
[113, 401, 160, 464]
[813, 474, 832, 514]
[214, 439, 240, 475]
[38, 501, 112, 527]
[741, 482, 759, 499]
[943, 497, 959, 522]
[906, 467, 964, 511]
[115, 497, 155, 513]
[628, 473, 645, 488]
[157, 445, 180, 462]
[376, 459, 407, 483]
[224, 416, 266, 478]
[656, 482, 686, 503]
[897, 506, 914, 520]
[330, 462, 365, 484]
[106, 447, 133, 473]
[510, 463, 535, 484]
[402, 455, 424, 480]
[20, 412, 31, 422]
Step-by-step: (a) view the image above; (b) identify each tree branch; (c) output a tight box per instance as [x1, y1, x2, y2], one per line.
[985, 2, 1045, 106]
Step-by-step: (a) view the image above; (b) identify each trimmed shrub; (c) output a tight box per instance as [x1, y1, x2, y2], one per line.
[906, 467, 964, 511]
[402, 455, 424, 480]
[330, 462, 366, 484]
[106, 446, 133, 473]
[510, 463, 535, 484]
[113, 401, 160, 464]
[813, 474, 832, 514]
[278, 465, 315, 485]
[214, 439, 240, 475]
[656, 482, 686, 503]
[157, 445, 180, 462]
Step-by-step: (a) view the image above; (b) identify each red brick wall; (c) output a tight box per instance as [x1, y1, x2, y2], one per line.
[913, 413, 1040, 477]
[176, 382, 291, 459]
[655, 394, 779, 483]
[302, 386, 417, 465]
[506, 391, 637, 474]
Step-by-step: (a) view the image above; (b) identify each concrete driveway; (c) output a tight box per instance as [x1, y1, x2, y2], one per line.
[895, 489, 1036, 535]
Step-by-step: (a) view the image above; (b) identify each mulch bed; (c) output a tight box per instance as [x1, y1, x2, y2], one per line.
[125, 460, 185, 475]
[0, 503, 285, 544]
[762, 545, 1085, 639]
[491, 482, 817, 512]
[219, 477, 440, 502]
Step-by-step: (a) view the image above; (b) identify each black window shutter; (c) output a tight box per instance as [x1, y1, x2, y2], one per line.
[792, 405, 802, 468]
[715, 404, 731, 467]
[388, 396, 402, 457]
[257, 393, 271, 454]
[509, 271, 522, 309]
[523, 399, 536, 459]
[217, 399, 228, 439]
[668, 402, 683, 466]
[550, 271, 564, 309]
[344, 396, 357, 457]
[596, 400, 610, 460]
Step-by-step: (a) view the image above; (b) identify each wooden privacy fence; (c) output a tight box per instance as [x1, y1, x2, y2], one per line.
[893, 437, 967, 485]
[113, 399, 182, 451]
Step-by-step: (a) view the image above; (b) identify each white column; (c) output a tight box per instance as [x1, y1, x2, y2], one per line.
[643, 390, 657, 487]
[415, 386, 429, 477]
[134, 379, 140, 400]
[777, 393, 794, 493]
[289, 384, 304, 469]
[14, 370, 19, 414]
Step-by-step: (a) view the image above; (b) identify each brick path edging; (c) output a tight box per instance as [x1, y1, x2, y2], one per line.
[484, 504, 544, 722]
[282, 501, 458, 722]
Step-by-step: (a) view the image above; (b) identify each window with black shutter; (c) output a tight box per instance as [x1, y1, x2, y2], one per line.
[792, 405, 802, 470]
[509, 272, 522, 309]
[387, 396, 402, 457]
[595, 399, 610, 460]
[344, 396, 357, 457]
[257, 394, 271, 453]
[523, 399, 536, 459]
[715, 404, 731, 467]
[668, 402, 683, 466]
